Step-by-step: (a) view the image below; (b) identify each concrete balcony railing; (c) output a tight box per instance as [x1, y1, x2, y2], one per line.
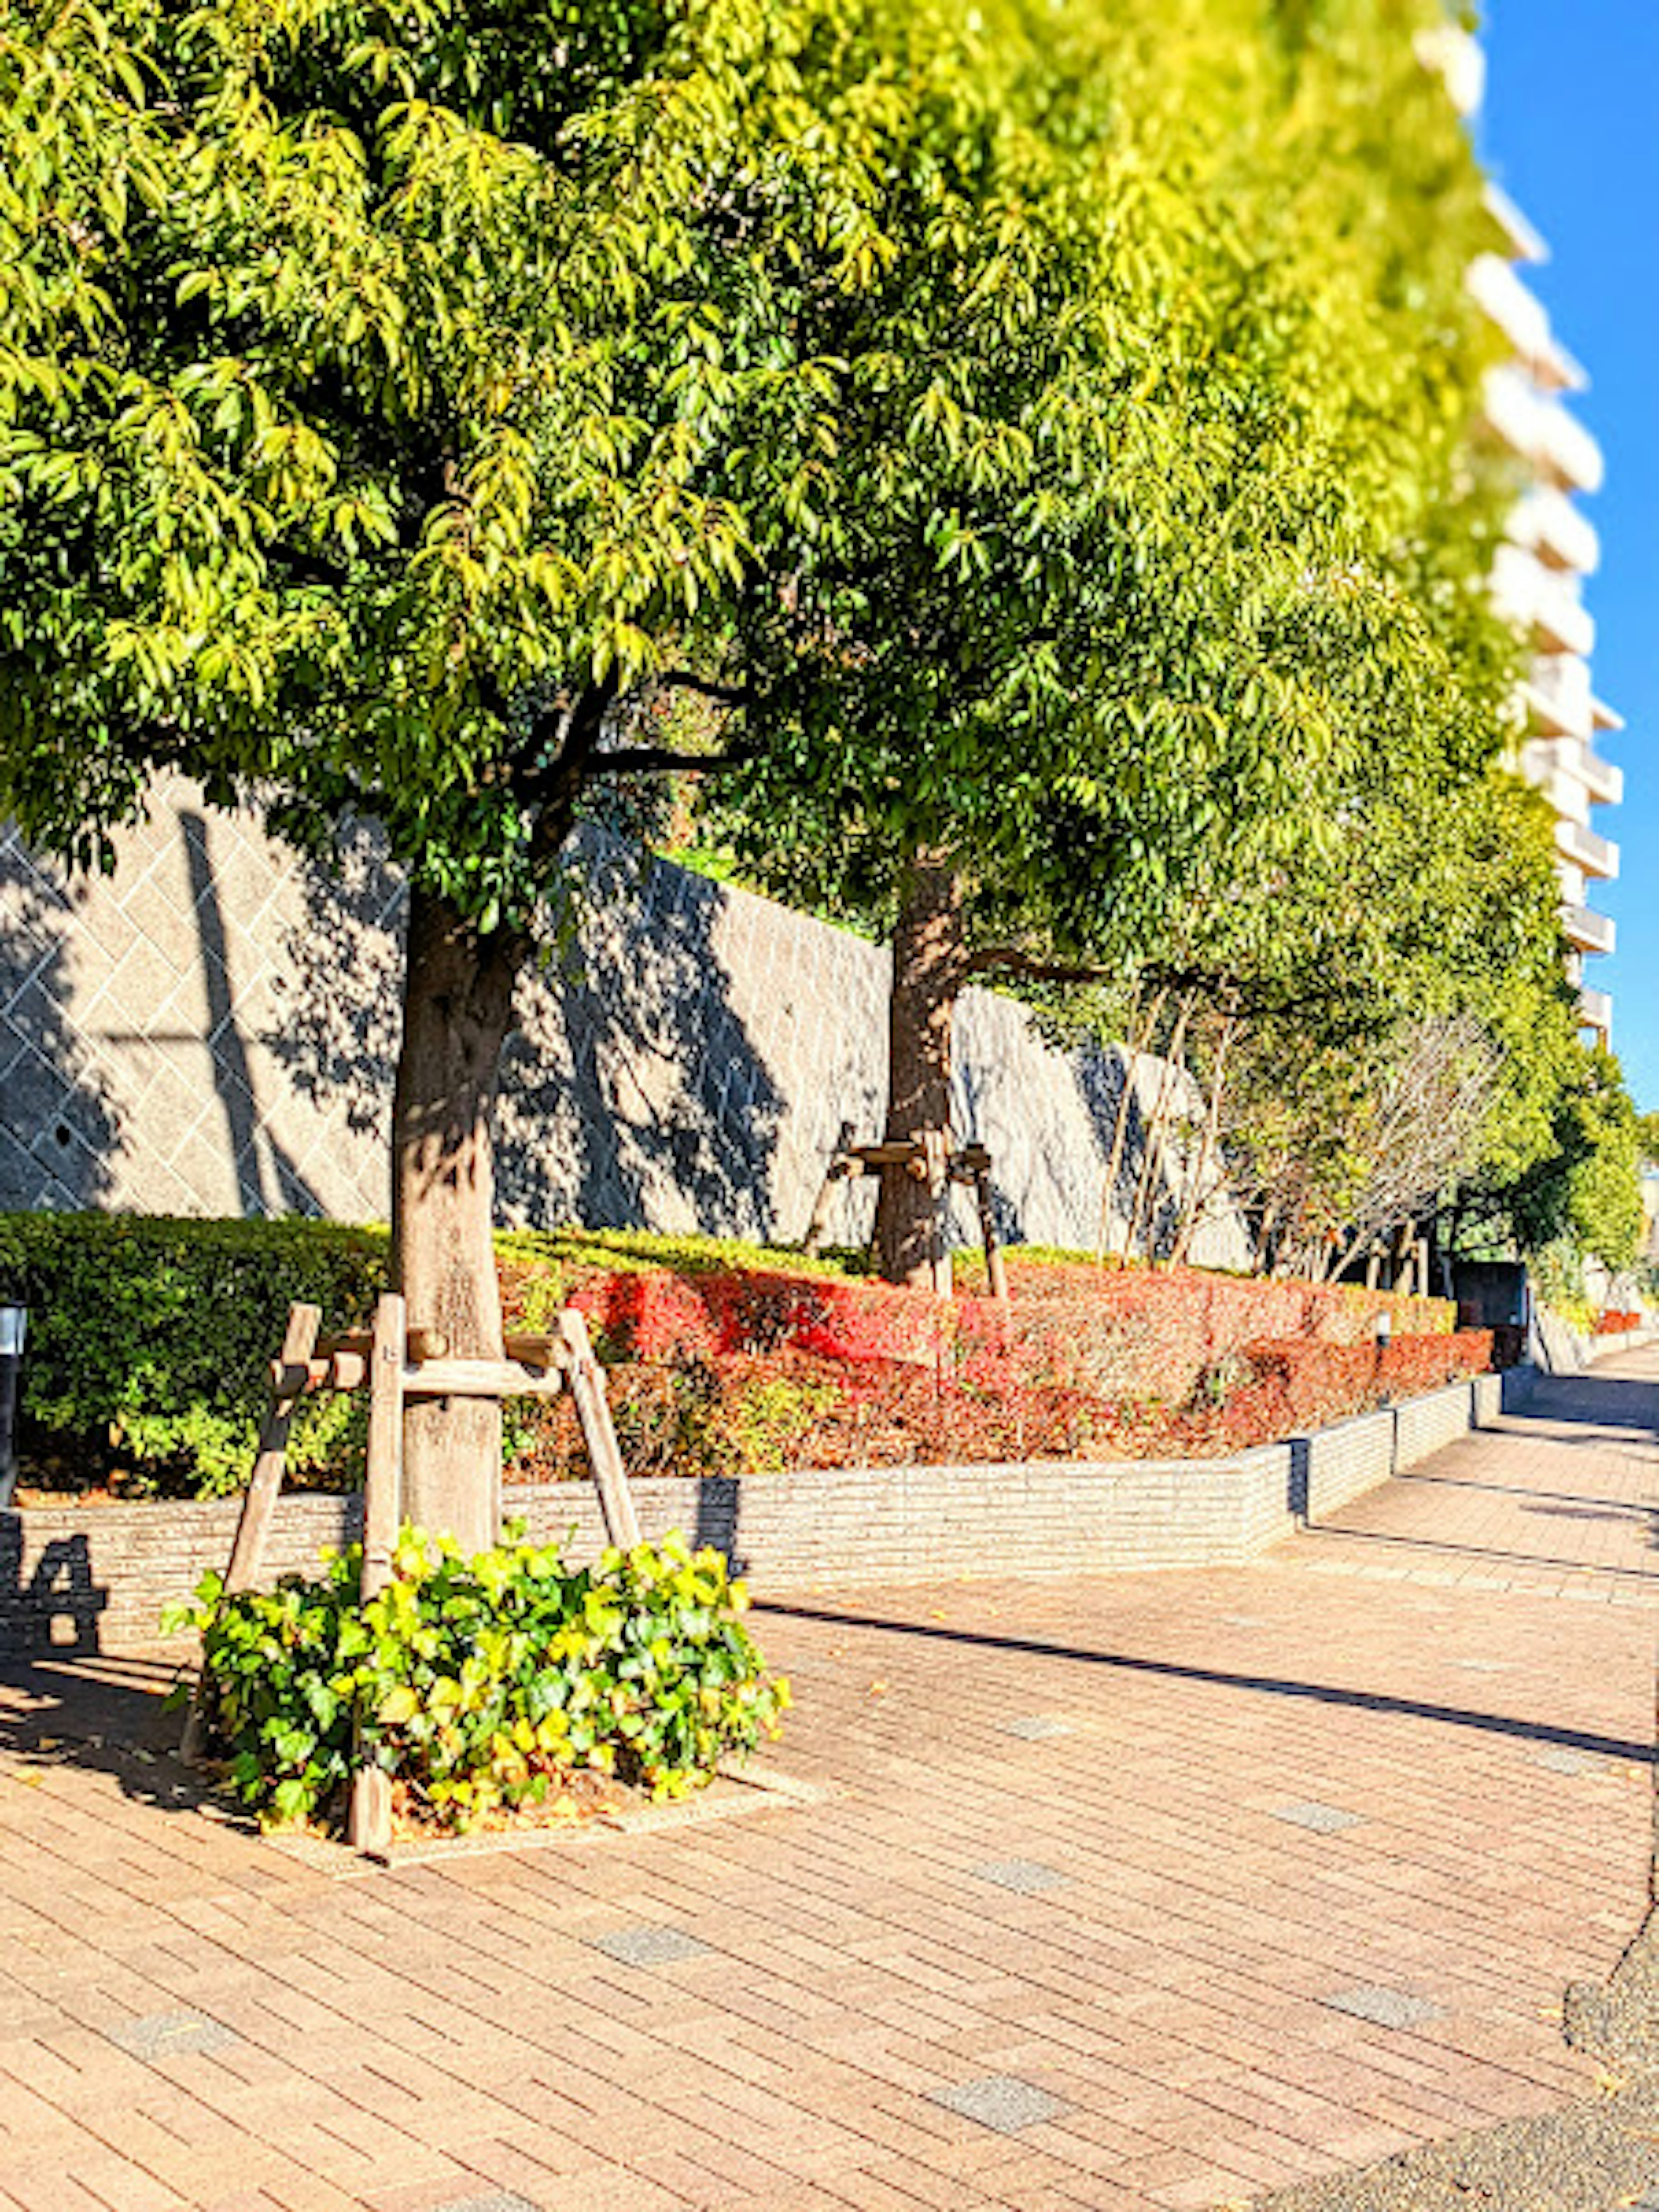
[1484, 182, 1549, 265]
[1417, 22, 1485, 114]
[1523, 739, 1624, 815]
[1579, 748, 1624, 807]
[1563, 903, 1616, 957]
[1579, 985, 1613, 1039]
[1492, 544, 1596, 657]
[1555, 816, 1619, 882]
[1468, 258, 1587, 393]
[1484, 367, 1605, 493]
[1510, 486, 1600, 574]
[1529, 761, 1591, 831]
[1521, 654, 1595, 740]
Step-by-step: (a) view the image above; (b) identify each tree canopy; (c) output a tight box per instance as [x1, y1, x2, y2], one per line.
[0, 0, 1626, 1522]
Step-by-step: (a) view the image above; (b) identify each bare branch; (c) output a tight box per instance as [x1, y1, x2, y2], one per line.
[966, 945, 1115, 985]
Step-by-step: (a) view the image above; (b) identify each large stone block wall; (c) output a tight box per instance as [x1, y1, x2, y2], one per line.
[1, 780, 1249, 1264]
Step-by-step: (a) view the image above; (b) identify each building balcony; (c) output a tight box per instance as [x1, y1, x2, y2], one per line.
[1579, 748, 1624, 807]
[1594, 695, 1625, 733]
[1529, 760, 1591, 830]
[1555, 816, 1619, 881]
[1524, 738, 1624, 815]
[1510, 487, 1599, 574]
[1417, 22, 1486, 114]
[1491, 544, 1595, 656]
[1522, 654, 1595, 740]
[1484, 182, 1549, 265]
[1579, 985, 1612, 1041]
[1483, 367, 1605, 493]
[1563, 903, 1616, 957]
[1468, 258, 1586, 392]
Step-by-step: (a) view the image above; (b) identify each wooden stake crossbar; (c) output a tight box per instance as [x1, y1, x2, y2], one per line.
[186, 1293, 642, 1857]
[803, 1125, 1011, 1304]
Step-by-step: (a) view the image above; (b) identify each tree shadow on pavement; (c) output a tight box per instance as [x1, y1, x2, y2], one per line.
[0, 1651, 243, 1821]
[753, 1599, 1658, 1766]
[1509, 1371, 1659, 1437]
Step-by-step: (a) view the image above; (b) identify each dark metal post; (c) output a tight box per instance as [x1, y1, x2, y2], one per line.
[0, 1306, 26, 1510]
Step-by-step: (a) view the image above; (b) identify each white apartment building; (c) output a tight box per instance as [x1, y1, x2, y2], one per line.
[1424, 25, 1622, 1045]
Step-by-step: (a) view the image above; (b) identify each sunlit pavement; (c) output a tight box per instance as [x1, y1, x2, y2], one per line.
[2, 1351, 1655, 2212]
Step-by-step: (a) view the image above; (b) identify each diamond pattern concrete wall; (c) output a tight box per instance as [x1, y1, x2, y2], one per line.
[1, 779, 1249, 1263]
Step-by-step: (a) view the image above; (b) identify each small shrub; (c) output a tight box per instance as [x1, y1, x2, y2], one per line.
[165, 1527, 790, 1830]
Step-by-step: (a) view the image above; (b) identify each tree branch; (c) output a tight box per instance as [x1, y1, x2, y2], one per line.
[966, 945, 1114, 985]
[586, 741, 758, 778]
[659, 669, 753, 708]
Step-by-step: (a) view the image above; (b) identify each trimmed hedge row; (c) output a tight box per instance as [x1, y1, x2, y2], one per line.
[0, 1214, 388, 1495]
[0, 1213, 1475, 1499]
[0, 1215, 855, 1496]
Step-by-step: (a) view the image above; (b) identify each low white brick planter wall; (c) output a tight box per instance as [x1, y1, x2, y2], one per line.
[3, 1371, 1519, 1655]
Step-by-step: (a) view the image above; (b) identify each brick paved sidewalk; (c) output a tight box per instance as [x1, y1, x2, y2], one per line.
[1, 1352, 1654, 2212]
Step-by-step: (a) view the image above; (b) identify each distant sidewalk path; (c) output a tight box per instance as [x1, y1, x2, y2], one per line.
[0, 1351, 1654, 2212]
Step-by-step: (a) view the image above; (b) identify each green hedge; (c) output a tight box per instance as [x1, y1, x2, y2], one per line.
[0, 1214, 389, 1497]
[0, 1213, 858, 1498]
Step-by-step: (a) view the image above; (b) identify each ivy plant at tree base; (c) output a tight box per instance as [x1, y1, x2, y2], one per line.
[165, 1529, 790, 1833]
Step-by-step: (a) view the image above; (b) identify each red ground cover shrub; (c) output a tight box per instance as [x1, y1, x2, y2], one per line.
[1593, 1310, 1642, 1335]
[500, 1253, 1491, 1484]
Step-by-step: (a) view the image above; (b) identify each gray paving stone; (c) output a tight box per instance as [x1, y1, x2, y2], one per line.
[1536, 1746, 1593, 1775]
[928, 2075, 1067, 2133]
[1321, 1985, 1441, 2030]
[971, 1858, 1068, 1894]
[105, 2011, 237, 2062]
[1273, 1801, 1364, 1835]
[1000, 1716, 1074, 1740]
[432, 2197, 541, 2212]
[592, 1925, 709, 1967]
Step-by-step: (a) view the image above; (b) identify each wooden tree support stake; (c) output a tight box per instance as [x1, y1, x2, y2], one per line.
[349, 1291, 405, 1858]
[802, 1119, 858, 1254]
[181, 1300, 320, 1766]
[191, 1285, 645, 1841]
[802, 1128, 1010, 1304]
[558, 1309, 642, 1549]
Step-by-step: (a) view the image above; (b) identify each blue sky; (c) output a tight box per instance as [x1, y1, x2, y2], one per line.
[1480, 3, 1659, 1106]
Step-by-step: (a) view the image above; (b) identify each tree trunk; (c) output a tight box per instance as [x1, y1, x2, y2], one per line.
[875, 852, 969, 1289]
[391, 886, 526, 1553]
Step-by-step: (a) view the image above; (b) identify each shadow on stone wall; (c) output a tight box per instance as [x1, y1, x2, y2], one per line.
[265, 826, 788, 1236]
[501, 838, 786, 1237]
[0, 837, 124, 1210]
[0, 1517, 108, 1658]
[179, 812, 322, 1218]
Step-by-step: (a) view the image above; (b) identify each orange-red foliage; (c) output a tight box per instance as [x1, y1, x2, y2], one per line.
[500, 1258, 1489, 1482]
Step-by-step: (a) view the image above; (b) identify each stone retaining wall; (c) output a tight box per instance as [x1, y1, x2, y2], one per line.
[0, 1373, 1508, 1656]
[0, 781, 1249, 1264]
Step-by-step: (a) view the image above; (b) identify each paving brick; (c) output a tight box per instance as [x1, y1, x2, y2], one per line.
[2, 1351, 1656, 2210]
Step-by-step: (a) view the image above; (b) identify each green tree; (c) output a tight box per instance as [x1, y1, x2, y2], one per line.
[0, 0, 945, 1537]
[712, 0, 1526, 1284]
[1489, 1045, 1643, 1277]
